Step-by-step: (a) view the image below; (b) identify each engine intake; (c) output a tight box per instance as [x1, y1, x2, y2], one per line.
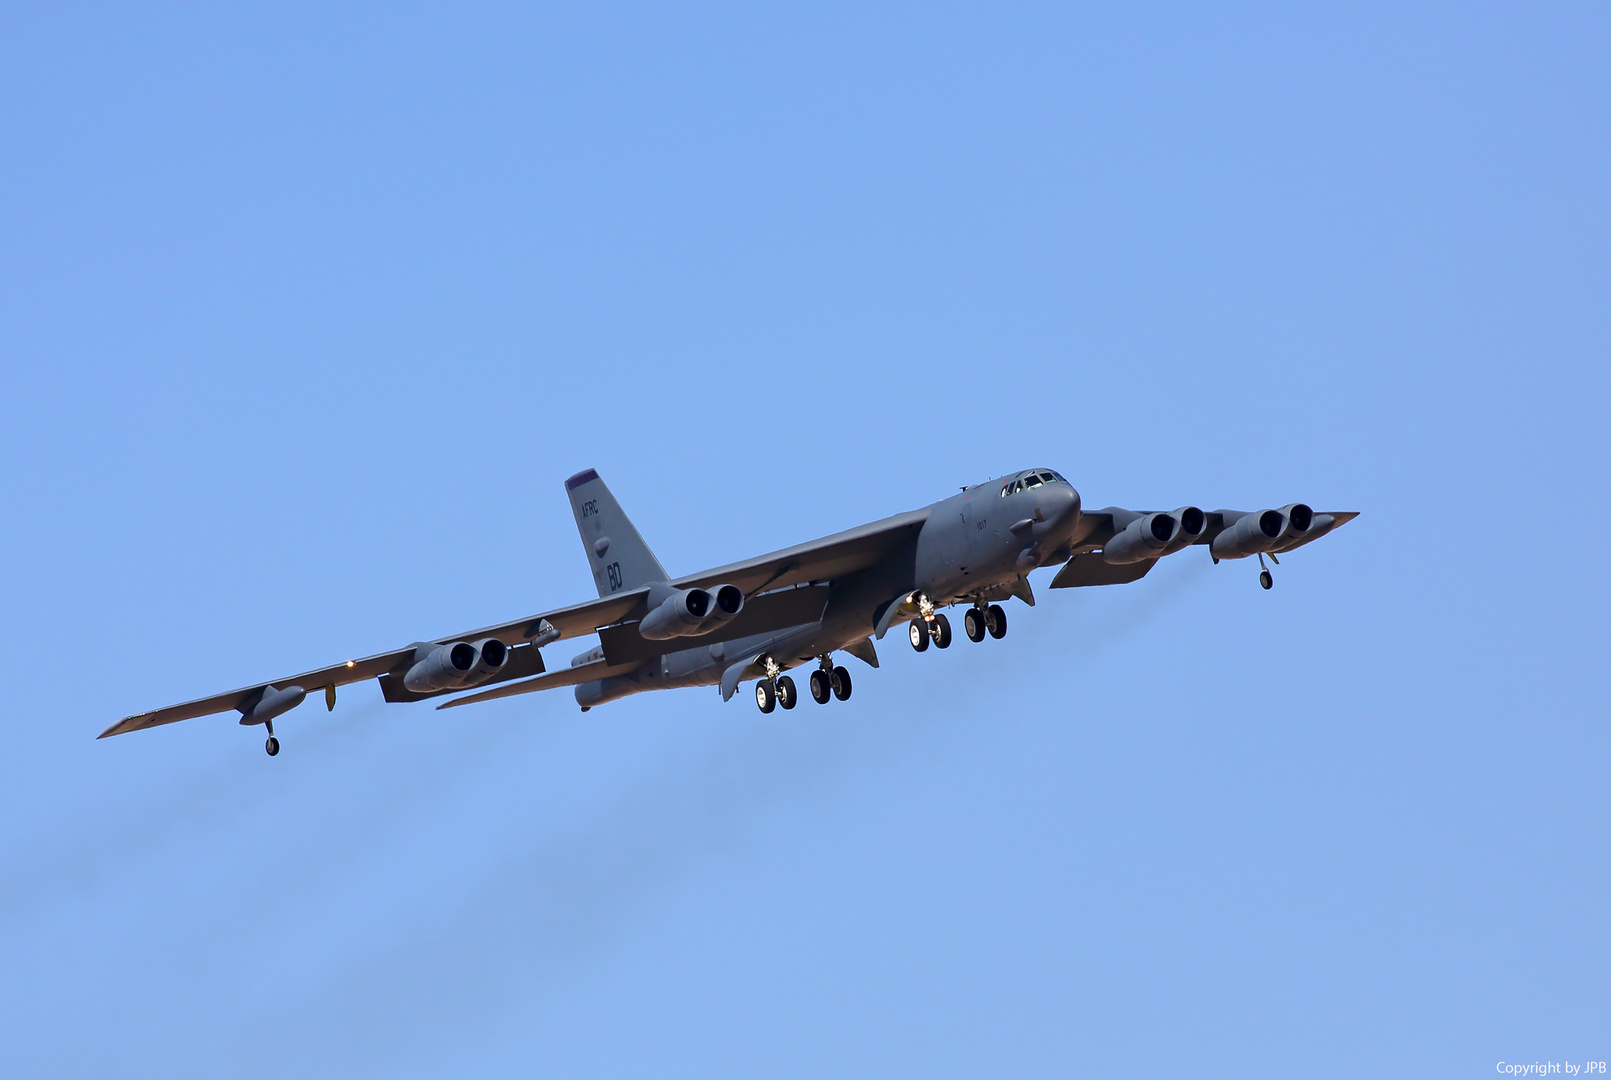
[1210, 508, 1287, 560]
[1169, 506, 1206, 547]
[404, 641, 482, 693]
[638, 588, 714, 640]
[709, 584, 745, 622]
[471, 637, 509, 678]
[1275, 503, 1314, 543]
[1103, 512, 1179, 564]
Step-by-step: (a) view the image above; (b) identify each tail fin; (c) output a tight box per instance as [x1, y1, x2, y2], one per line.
[565, 469, 669, 597]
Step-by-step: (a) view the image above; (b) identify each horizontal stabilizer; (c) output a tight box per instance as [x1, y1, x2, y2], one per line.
[437, 655, 643, 709]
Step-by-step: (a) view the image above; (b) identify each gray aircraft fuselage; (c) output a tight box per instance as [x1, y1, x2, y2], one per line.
[576, 470, 1080, 708]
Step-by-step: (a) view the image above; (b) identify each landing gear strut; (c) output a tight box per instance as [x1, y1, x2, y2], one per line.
[1258, 552, 1276, 590]
[264, 719, 280, 757]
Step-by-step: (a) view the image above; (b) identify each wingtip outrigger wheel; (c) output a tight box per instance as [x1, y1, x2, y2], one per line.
[1257, 553, 1274, 590]
[264, 719, 280, 756]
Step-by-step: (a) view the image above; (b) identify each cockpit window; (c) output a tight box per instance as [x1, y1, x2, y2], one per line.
[1025, 474, 1043, 489]
[1038, 472, 1057, 484]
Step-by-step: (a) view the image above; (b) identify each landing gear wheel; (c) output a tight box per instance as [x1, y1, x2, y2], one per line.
[909, 619, 930, 652]
[809, 669, 832, 704]
[964, 608, 986, 642]
[265, 736, 280, 757]
[986, 604, 1008, 639]
[776, 675, 798, 710]
[1259, 569, 1273, 590]
[831, 666, 852, 701]
[755, 680, 777, 714]
[930, 612, 952, 649]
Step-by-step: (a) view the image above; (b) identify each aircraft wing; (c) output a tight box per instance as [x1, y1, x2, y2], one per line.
[98, 648, 422, 738]
[575, 510, 930, 666]
[1049, 508, 1359, 588]
[98, 588, 653, 739]
[102, 509, 930, 738]
[671, 509, 930, 595]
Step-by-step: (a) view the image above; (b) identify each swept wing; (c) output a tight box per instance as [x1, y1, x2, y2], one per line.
[102, 509, 929, 737]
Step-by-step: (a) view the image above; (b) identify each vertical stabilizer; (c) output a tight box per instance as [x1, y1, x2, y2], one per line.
[565, 469, 669, 597]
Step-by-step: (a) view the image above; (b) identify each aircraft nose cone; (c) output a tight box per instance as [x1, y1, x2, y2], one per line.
[1046, 484, 1081, 525]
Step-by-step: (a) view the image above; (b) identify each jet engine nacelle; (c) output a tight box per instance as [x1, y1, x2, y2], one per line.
[404, 641, 481, 693]
[470, 637, 508, 679]
[638, 588, 714, 640]
[1103, 506, 1204, 564]
[709, 584, 745, 622]
[1164, 505, 1207, 553]
[1274, 502, 1314, 546]
[1210, 503, 1313, 559]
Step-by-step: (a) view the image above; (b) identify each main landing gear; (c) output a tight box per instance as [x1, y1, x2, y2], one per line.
[908, 612, 952, 651]
[808, 657, 853, 704]
[914, 602, 1006, 652]
[757, 654, 853, 713]
[755, 676, 798, 712]
[753, 654, 801, 714]
[958, 603, 1008, 644]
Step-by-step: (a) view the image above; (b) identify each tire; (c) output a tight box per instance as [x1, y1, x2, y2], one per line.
[964, 608, 986, 642]
[909, 619, 930, 652]
[931, 612, 952, 649]
[1259, 569, 1273, 590]
[755, 680, 777, 713]
[809, 669, 831, 704]
[265, 736, 280, 757]
[777, 675, 798, 710]
[831, 666, 852, 701]
[986, 604, 1007, 639]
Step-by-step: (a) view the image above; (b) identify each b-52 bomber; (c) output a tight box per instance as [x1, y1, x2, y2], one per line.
[102, 468, 1356, 755]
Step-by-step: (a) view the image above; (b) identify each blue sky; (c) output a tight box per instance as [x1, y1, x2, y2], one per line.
[1, 3, 1606, 1076]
